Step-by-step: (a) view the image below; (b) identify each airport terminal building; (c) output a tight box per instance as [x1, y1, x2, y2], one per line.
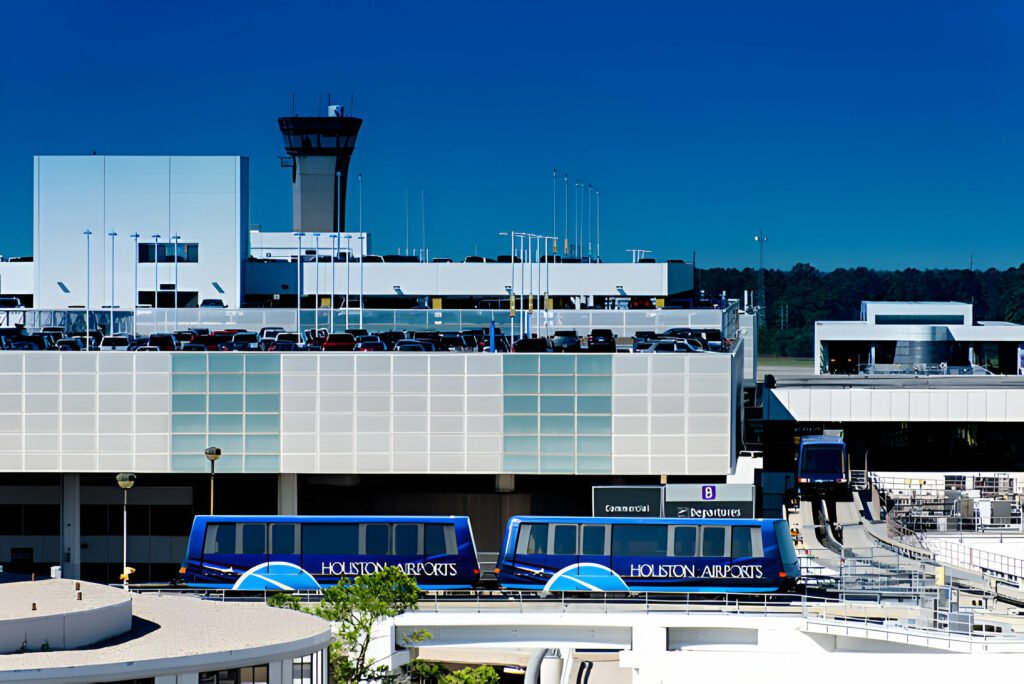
[0, 110, 755, 583]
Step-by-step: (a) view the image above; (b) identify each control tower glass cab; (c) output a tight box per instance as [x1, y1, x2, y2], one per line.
[278, 105, 362, 233]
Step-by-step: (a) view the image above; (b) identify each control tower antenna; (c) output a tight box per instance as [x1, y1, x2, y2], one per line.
[278, 104, 362, 233]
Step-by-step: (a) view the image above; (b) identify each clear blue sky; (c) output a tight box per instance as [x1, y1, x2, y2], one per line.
[2, 1, 1023, 270]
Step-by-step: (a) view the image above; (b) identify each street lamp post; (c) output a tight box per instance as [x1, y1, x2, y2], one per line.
[205, 447, 221, 515]
[313, 233, 321, 334]
[293, 232, 304, 335]
[330, 233, 338, 334]
[108, 232, 118, 334]
[83, 230, 93, 349]
[357, 234, 365, 329]
[151, 233, 161, 316]
[130, 233, 140, 338]
[115, 473, 135, 590]
[343, 234, 352, 331]
[170, 234, 180, 334]
[755, 230, 767, 325]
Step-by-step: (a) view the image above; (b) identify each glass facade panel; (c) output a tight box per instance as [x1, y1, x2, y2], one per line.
[208, 355, 244, 372]
[172, 374, 207, 393]
[539, 375, 574, 394]
[172, 414, 206, 433]
[504, 356, 538, 374]
[209, 373, 244, 393]
[245, 394, 280, 413]
[245, 414, 280, 434]
[540, 455, 575, 473]
[209, 394, 244, 413]
[503, 375, 538, 394]
[539, 436, 574, 454]
[172, 394, 206, 413]
[577, 456, 612, 473]
[540, 355, 575, 374]
[577, 375, 612, 394]
[245, 374, 280, 393]
[577, 436, 611, 455]
[503, 395, 537, 414]
[244, 355, 279, 373]
[172, 354, 207, 372]
[540, 415, 574, 434]
[576, 396, 611, 414]
[576, 415, 612, 435]
[539, 395, 574, 414]
[208, 414, 243, 433]
[502, 454, 538, 472]
[577, 355, 612, 374]
[245, 454, 279, 472]
[503, 435, 537, 453]
[503, 415, 538, 435]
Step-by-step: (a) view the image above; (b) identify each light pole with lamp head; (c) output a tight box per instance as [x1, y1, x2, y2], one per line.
[313, 233, 321, 335]
[293, 232, 304, 336]
[108, 231, 117, 335]
[329, 233, 338, 334]
[130, 233, 140, 338]
[358, 234, 365, 329]
[115, 473, 135, 590]
[170, 234, 180, 334]
[205, 447, 221, 515]
[83, 230, 93, 349]
[343, 234, 352, 331]
[151, 233, 161, 315]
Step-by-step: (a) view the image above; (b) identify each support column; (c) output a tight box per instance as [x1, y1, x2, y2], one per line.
[278, 473, 298, 515]
[60, 473, 81, 579]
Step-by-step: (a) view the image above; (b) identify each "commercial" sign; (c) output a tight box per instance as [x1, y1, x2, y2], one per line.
[592, 486, 664, 517]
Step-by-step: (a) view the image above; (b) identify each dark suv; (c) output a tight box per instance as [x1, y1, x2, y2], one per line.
[587, 329, 616, 353]
[550, 330, 581, 353]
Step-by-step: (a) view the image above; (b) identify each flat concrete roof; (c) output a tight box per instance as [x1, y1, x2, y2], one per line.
[0, 579, 125, 620]
[0, 585, 331, 683]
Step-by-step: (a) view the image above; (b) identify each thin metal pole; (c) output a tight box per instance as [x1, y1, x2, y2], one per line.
[519, 234, 525, 340]
[573, 182, 579, 256]
[596, 189, 600, 261]
[344, 235, 351, 331]
[314, 233, 321, 333]
[209, 458, 215, 515]
[84, 230, 92, 349]
[130, 233, 139, 338]
[151, 233, 160, 314]
[421, 191, 426, 262]
[330, 234, 337, 334]
[552, 168, 557, 242]
[358, 173, 363, 233]
[171, 234, 180, 334]
[109, 232, 117, 311]
[405, 187, 410, 255]
[508, 231, 515, 328]
[587, 184, 593, 259]
[122, 488, 128, 591]
[358, 235, 364, 328]
[294, 233, 303, 334]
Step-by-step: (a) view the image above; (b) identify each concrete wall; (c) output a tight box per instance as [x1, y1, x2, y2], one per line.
[0, 350, 740, 477]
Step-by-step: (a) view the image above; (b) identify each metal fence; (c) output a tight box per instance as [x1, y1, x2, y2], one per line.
[0, 309, 134, 335]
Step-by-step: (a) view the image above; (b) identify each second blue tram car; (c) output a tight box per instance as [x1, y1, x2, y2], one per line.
[180, 515, 480, 591]
[494, 516, 799, 593]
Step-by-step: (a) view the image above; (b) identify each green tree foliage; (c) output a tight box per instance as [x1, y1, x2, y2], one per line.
[441, 665, 501, 684]
[266, 591, 303, 611]
[698, 264, 1024, 357]
[310, 565, 425, 683]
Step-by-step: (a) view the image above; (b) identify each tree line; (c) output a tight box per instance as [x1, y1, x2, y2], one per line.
[697, 264, 1024, 358]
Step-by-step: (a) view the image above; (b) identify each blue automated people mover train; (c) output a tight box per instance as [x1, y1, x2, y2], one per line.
[494, 516, 800, 593]
[180, 515, 480, 591]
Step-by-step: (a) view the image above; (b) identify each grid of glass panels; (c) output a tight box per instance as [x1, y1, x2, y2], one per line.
[170, 353, 280, 472]
[502, 354, 612, 474]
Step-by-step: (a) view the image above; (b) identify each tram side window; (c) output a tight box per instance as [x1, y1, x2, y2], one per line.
[302, 524, 359, 555]
[731, 527, 763, 559]
[270, 523, 298, 555]
[203, 523, 236, 555]
[701, 526, 728, 557]
[424, 524, 457, 557]
[612, 525, 667, 557]
[581, 525, 608, 555]
[241, 523, 266, 555]
[363, 524, 390, 555]
[670, 526, 698, 557]
[552, 524, 578, 555]
[393, 524, 420, 556]
[515, 523, 549, 555]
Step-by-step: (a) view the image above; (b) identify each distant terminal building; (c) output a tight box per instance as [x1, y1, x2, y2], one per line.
[815, 301, 1024, 376]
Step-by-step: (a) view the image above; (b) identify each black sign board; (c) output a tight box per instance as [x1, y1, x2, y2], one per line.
[592, 486, 664, 517]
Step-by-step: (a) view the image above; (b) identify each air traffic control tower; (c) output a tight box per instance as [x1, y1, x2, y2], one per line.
[278, 105, 362, 232]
